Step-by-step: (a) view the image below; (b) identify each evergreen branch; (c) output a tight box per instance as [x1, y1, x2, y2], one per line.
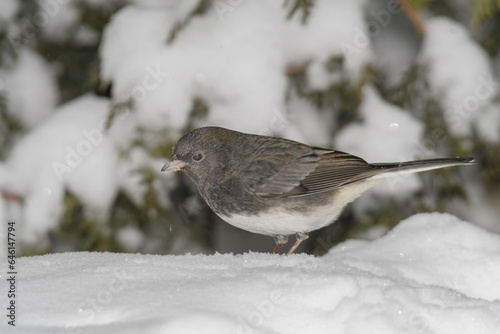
[105, 99, 133, 131]
[471, 0, 500, 27]
[167, 0, 211, 44]
[285, 0, 315, 24]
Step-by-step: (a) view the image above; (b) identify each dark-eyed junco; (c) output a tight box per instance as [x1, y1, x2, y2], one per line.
[162, 127, 474, 255]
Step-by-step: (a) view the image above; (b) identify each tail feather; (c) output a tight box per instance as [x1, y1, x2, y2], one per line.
[369, 157, 475, 179]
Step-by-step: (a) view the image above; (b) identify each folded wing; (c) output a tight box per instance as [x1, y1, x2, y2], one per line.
[243, 140, 381, 198]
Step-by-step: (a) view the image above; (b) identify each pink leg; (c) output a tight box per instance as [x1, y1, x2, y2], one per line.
[286, 232, 309, 255]
[273, 235, 288, 254]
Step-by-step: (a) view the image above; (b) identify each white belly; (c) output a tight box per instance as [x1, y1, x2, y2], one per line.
[218, 179, 380, 236]
[219, 205, 342, 236]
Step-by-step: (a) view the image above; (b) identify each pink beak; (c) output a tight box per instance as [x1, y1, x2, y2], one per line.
[161, 158, 186, 172]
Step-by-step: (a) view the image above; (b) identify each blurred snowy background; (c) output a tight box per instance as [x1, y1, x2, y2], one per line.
[0, 0, 499, 257]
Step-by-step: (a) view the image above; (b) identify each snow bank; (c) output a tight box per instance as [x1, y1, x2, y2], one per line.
[2, 213, 499, 334]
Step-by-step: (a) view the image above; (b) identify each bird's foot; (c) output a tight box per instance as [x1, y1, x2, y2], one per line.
[273, 235, 289, 254]
[285, 232, 309, 255]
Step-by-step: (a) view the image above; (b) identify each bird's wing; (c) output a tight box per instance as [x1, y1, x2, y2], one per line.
[241, 139, 319, 197]
[288, 149, 382, 197]
[242, 140, 383, 198]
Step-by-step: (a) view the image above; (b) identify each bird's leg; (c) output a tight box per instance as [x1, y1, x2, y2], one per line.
[273, 235, 289, 254]
[286, 232, 309, 255]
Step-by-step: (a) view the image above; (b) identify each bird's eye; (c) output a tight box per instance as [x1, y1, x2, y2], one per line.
[192, 153, 203, 161]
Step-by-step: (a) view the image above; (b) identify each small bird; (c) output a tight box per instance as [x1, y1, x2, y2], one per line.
[162, 127, 474, 255]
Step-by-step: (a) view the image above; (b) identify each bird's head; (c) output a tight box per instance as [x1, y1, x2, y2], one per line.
[161, 127, 239, 185]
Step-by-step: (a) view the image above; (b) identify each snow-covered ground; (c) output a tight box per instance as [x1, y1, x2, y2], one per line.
[2, 213, 499, 334]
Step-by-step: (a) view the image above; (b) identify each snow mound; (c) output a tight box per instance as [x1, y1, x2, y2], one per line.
[2, 213, 499, 334]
